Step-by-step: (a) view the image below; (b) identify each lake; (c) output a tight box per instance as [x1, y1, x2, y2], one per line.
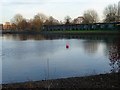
[1, 34, 120, 84]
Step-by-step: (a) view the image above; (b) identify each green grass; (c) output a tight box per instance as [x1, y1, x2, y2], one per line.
[46, 30, 120, 34]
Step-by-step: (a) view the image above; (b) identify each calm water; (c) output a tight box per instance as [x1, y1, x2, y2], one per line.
[1, 34, 120, 84]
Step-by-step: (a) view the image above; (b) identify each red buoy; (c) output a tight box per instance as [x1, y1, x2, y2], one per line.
[66, 44, 69, 49]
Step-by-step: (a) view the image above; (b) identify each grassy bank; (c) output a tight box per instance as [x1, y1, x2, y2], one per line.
[44, 30, 120, 35]
[2, 73, 120, 89]
[2, 30, 120, 35]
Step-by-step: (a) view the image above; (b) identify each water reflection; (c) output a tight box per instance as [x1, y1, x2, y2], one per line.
[1, 34, 120, 84]
[82, 40, 99, 55]
[2, 34, 46, 40]
[106, 38, 120, 73]
[2, 34, 120, 41]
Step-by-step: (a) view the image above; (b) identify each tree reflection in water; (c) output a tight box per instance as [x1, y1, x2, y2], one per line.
[2, 34, 120, 73]
[2, 34, 46, 40]
[108, 38, 120, 73]
[82, 40, 99, 55]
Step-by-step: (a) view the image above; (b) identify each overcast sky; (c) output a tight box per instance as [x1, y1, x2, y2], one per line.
[0, 0, 119, 23]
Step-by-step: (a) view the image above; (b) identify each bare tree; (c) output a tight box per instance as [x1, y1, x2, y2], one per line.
[35, 13, 47, 24]
[18, 19, 28, 30]
[32, 13, 47, 31]
[44, 16, 60, 25]
[72, 17, 84, 24]
[11, 14, 24, 30]
[82, 9, 99, 24]
[103, 4, 118, 22]
[11, 23, 17, 30]
[64, 16, 72, 24]
[11, 14, 24, 25]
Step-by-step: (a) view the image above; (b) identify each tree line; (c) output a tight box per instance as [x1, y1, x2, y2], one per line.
[10, 3, 119, 31]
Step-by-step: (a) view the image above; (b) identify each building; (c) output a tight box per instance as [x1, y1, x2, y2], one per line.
[3, 22, 11, 30]
[0, 24, 3, 30]
[43, 22, 120, 31]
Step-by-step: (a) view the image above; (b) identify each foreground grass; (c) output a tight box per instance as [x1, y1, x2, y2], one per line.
[2, 73, 120, 89]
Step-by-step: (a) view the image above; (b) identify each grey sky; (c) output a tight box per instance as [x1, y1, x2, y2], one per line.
[0, 0, 119, 23]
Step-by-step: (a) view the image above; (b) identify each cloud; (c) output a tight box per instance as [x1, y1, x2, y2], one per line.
[2, 2, 44, 5]
[1, 0, 119, 6]
[1, 0, 119, 23]
[1, 0, 46, 5]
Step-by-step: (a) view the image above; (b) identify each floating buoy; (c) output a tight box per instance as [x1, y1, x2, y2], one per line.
[66, 44, 69, 49]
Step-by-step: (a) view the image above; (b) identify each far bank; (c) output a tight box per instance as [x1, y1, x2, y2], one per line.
[1, 30, 120, 35]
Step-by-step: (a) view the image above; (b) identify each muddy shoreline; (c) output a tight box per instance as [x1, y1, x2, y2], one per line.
[2, 73, 120, 89]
